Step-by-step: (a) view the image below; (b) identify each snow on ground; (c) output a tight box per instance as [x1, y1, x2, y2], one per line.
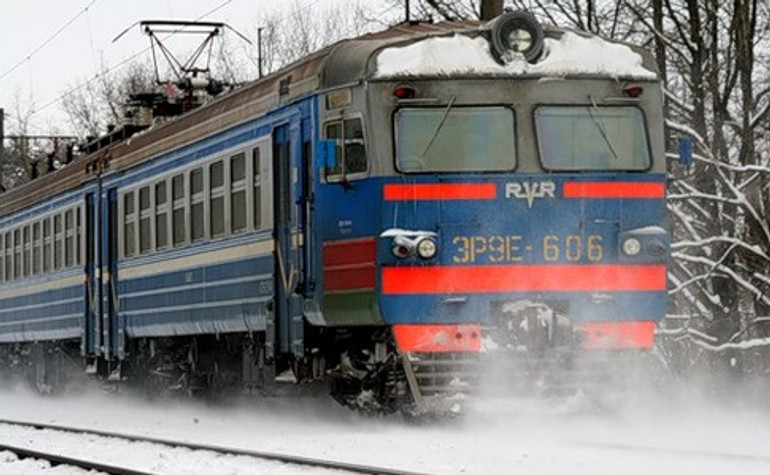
[0, 451, 92, 475]
[0, 382, 768, 474]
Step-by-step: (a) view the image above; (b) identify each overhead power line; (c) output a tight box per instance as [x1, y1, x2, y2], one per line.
[27, 0, 234, 122]
[24, 0, 346, 125]
[0, 0, 99, 83]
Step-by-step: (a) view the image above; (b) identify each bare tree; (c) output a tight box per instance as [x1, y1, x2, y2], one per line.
[61, 58, 156, 141]
[245, 1, 392, 76]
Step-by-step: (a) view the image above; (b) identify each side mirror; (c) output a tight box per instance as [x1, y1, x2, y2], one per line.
[315, 139, 337, 170]
[677, 136, 693, 167]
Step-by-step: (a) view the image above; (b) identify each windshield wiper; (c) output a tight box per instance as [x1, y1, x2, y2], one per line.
[421, 95, 457, 158]
[588, 96, 621, 162]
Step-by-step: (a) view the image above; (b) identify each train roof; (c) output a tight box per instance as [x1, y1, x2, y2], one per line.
[0, 16, 659, 219]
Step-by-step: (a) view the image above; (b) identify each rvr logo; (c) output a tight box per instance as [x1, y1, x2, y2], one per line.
[505, 181, 556, 208]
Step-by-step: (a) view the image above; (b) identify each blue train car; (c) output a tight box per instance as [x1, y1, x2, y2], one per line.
[0, 12, 668, 411]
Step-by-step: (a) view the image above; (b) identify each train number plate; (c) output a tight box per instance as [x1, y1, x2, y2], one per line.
[451, 234, 604, 264]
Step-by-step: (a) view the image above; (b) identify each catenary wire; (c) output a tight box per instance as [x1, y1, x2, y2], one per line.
[0, 0, 99, 83]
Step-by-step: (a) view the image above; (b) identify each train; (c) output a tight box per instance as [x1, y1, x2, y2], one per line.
[0, 11, 669, 413]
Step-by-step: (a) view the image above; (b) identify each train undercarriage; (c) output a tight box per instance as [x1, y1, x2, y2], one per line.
[0, 301, 665, 417]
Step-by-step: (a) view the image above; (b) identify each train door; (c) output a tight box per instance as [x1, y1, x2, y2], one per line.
[299, 118, 315, 300]
[83, 192, 98, 359]
[100, 187, 124, 374]
[270, 123, 305, 360]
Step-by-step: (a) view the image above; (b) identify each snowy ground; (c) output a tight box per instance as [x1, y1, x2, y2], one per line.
[0, 382, 767, 475]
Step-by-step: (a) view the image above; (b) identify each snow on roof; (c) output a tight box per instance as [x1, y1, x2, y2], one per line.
[374, 31, 657, 80]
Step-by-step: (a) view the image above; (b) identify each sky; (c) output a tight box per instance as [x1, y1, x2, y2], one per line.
[0, 0, 387, 136]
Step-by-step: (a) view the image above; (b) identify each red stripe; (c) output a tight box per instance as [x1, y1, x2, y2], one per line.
[393, 324, 482, 353]
[382, 264, 666, 294]
[384, 183, 497, 201]
[324, 238, 376, 291]
[579, 321, 656, 350]
[563, 181, 665, 199]
[323, 237, 375, 266]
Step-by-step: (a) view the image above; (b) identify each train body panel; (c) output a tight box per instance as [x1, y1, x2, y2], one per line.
[377, 174, 667, 333]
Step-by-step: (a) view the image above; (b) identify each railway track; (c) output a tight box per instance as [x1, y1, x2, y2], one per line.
[0, 418, 432, 475]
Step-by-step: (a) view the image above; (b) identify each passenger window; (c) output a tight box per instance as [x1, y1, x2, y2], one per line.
[172, 174, 185, 246]
[231, 153, 247, 234]
[53, 215, 62, 269]
[75, 210, 82, 266]
[123, 192, 136, 258]
[190, 168, 204, 242]
[23, 226, 30, 277]
[65, 210, 74, 267]
[4, 233, 10, 281]
[210, 161, 225, 238]
[155, 181, 168, 250]
[33, 222, 41, 274]
[324, 117, 367, 179]
[0, 233, 4, 283]
[43, 219, 51, 273]
[139, 187, 151, 254]
[253, 148, 261, 229]
[15, 229, 23, 277]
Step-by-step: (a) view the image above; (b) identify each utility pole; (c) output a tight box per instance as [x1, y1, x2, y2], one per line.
[480, 0, 503, 20]
[405, 0, 410, 23]
[257, 27, 264, 79]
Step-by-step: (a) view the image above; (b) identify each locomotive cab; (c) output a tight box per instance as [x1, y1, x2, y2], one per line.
[316, 11, 668, 410]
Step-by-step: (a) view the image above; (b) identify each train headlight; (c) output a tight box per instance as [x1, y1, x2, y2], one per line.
[622, 237, 642, 256]
[647, 240, 666, 257]
[416, 237, 438, 259]
[489, 11, 545, 64]
[392, 243, 412, 259]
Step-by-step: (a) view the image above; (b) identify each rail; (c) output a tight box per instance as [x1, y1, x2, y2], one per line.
[0, 418, 433, 475]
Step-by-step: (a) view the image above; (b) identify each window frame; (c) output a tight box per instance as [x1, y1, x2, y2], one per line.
[155, 179, 169, 251]
[533, 104, 653, 172]
[392, 104, 518, 174]
[116, 138, 272, 258]
[230, 151, 248, 234]
[138, 185, 153, 255]
[322, 114, 368, 182]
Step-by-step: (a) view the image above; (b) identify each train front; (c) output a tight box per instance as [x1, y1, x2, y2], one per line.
[368, 13, 668, 406]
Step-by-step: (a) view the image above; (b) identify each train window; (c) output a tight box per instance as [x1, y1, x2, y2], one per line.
[172, 174, 185, 246]
[23, 226, 31, 277]
[210, 161, 225, 238]
[395, 106, 516, 173]
[190, 168, 204, 242]
[4, 233, 10, 281]
[230, 153, 247, 234]
[75, 208, 82, 266]
[123, 192, 136, 258]
[33, 222, 41, 274]
[155, 181, 169, 250]
[65, 210, 74, 267]
[253, 148, 261, 229]
[139, 186, 152, 254]
[43, 219, 51, 273]
[53, 215, 63, 270]
[534, 106, 651, 171]
[0, 234, 3, 283]
[324, 118, 367, 178]
[14, 229, 22, 278]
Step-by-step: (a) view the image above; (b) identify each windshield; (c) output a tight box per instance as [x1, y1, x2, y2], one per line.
[535, 106, 651, 171]
[394, 106, 516, 173]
